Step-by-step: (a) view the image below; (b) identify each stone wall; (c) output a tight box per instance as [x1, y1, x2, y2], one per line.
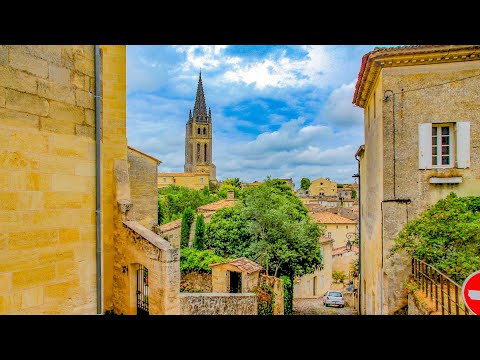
[127, 147, 159, 230]
[407, 290, 438, 315]
[181, 272, 212, 292]
[180, 293, 257, 315]
[0, 45, 99, 314]
[99, 45, 128, 311]
[112, 159, 180, 315]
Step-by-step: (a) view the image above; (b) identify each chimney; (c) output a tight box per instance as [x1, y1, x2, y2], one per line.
[227, 190, 235, 200]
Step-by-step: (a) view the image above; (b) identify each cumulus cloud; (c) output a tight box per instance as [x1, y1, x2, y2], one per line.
[126, 45, 377, 187]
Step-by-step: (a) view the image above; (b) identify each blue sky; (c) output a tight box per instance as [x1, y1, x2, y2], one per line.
[126, 45, 383, 188]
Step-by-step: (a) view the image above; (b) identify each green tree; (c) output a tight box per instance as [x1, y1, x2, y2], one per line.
[193, 214, 206, 250]
[351, 189, 357, 199]
[180, 207, 195, 248]
[205, 206, 253, 258]
[300, 177, 311, 190]
[180, 248, 230, 274]
[333, 270, 348, 283]
[222, 177, 241, 188]
[158, 185, 219, 225]
[390, 192, 480, 283]
[280, 275, 293, 315]
[205, 181, 324, 281]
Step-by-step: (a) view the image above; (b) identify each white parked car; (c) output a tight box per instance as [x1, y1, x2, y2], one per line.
[323, 290, 345, 308]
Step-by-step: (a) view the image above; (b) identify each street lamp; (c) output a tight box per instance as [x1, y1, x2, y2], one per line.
[345, 239, 352, 251]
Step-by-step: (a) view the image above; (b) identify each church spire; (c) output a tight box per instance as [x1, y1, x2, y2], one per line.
[193, 71, 207, 119]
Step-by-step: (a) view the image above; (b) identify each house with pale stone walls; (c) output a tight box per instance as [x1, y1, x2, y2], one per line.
[353, 45, 480, 315]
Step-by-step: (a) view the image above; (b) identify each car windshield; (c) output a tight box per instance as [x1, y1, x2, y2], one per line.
[329, 291, 342, 297]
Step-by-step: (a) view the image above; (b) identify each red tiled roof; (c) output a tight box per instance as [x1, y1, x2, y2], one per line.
[352, 45, 480, 107]
[209, 257, 262, 274]
[197, 199, 237, 212]
[319, 236, 334, 244]
[332, 245, 359, 256]
[157, 218, 182, 232]
[310, 212, 357, 224]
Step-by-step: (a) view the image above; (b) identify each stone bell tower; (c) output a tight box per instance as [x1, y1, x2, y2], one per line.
[184, 71, 216, 181]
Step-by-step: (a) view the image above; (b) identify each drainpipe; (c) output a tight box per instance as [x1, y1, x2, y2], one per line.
[94, 45, 102, 315]
[354, 148, 362, 315]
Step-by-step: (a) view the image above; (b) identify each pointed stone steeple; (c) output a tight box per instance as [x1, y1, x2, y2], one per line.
[193, 71, 207, 119]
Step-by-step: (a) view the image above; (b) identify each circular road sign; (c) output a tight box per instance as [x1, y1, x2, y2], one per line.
[462, 270, 480, 315]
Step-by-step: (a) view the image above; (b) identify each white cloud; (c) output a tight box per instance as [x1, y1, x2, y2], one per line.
[320, 81, 364, 126]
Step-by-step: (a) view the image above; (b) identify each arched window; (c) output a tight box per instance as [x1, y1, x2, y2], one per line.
[203, 127, 206, 135]
[197, 127, 200, 135]
[197, 143, 200, 161]
[204, 144, 207, 162]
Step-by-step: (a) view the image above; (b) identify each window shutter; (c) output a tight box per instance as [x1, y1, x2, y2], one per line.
[456, 121, 470, 168]
[418, 123, 432, 169]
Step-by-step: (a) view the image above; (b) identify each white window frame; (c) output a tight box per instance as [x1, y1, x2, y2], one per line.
[432, 123, 454, 169]
[200, 177, 204, 184]
[327, 232, 331, 238]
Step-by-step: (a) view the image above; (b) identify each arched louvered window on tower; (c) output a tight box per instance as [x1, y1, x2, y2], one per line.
[203, 127, 206, 135]
[197, 127, 200, 135]
[197, 143, 201, 161]
[204, 144, 207, 162]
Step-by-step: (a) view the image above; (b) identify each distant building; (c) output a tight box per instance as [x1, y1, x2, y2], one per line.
[309, 177, 337, 197]
[157, 172, 209, 190]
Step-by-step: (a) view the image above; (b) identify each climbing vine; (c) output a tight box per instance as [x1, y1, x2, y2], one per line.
[255, 282, 275, 315]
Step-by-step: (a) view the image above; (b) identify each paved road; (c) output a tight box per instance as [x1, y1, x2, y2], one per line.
[293, 298, 358, 315]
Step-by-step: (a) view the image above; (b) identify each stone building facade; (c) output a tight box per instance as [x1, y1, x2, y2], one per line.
[157, 172, 209, 190]
[353, 45, 480, 315]
[308, 177, 337, 197]
[127, 146, 161, 230]
[209, 257, 262, 293]
[0, 45, 179, 315]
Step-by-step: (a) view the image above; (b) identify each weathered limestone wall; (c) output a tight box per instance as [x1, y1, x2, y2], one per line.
[332, 250, 357, 277]
[181, 272, 212, 292]
[294, 240, 332, 299]
[211, 264, 259, 293]
[0, 45, 98, 314]
[309, 178, 337, 197]
[325, 223, 356, 248]
[127, 147, 159, 230]
[360, 71, 384, 315]
[112, 159, 180, 315]
[99, 45, 127, 312]
[180, 293, 257, 315]
[154, 224, 181, 248]
[380, 60, 480, 315]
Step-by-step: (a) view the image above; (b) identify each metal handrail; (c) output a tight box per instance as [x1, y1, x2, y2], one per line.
[412, 258, 471, 315]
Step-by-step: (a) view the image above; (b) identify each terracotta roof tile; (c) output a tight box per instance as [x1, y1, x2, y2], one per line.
[157, 218, 182, 232]
[197, 199, 237, 212]
[310, 212, 357, 224]
[209, 257, 262, 274]
[332, 245, 359, 256]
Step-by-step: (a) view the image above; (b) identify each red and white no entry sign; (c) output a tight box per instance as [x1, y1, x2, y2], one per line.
[462, 270, 480, 315]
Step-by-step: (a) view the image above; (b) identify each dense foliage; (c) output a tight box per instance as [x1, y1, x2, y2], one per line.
[204, 178, 324, 281]
[332, 270, 347, 283]
[351, 189, 357, 199]
[217, 177, 242, 199]
[300, 177, 311, 190]
[158, 185, 219, 225]
[390, 192, 480, 283]
[193, 214, 206, 250]
[255, 282, 275, 315]
[180, 207, 195, 248]
[180, 248, 230, 274]
[280, 275, 293, 315]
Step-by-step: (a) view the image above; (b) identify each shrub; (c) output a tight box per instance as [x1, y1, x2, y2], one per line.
[180, 207, 195, 248]
[332, 270, 347, 283]
[180, 248, 230, 274]
[255, 282, 275, 315]
[280, 275, 293, 315]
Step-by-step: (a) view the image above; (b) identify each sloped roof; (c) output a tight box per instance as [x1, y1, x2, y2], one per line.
[353, 45, 480, 108]
[310, 212, 357, 224]
[319, 236, 334, 244]
[332, 245, 359, 256]
[127, 146, 161, 164]
[197, 199, 237, 212]
[209, 257, 262, 273]
[157, 218, 182, 232]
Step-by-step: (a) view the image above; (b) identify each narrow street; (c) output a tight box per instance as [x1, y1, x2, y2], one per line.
[293, 298, 358, 315]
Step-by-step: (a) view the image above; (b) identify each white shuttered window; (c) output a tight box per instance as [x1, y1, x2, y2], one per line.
[418, 122, 470, 169]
